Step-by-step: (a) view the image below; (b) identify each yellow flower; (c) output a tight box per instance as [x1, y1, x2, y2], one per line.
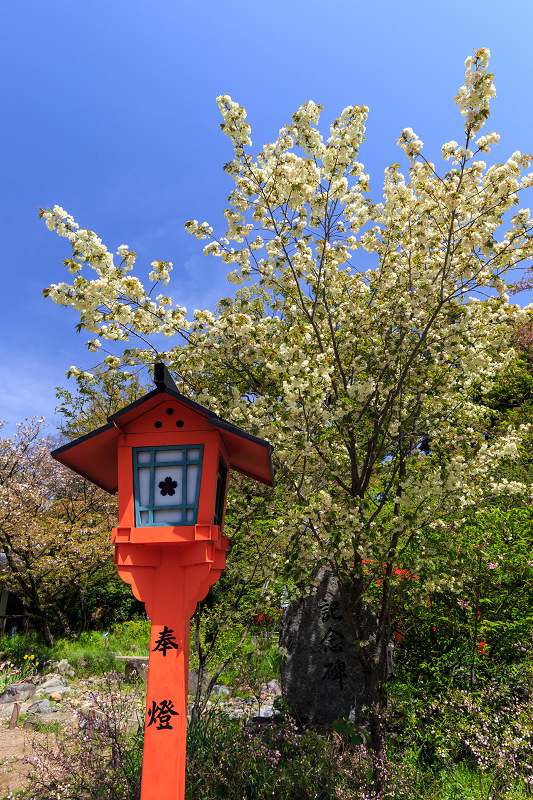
[23, 655, 28, 660]
[29, 654, 35, 660]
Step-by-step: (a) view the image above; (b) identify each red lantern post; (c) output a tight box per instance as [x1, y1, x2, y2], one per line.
[52, 363, 274, 800]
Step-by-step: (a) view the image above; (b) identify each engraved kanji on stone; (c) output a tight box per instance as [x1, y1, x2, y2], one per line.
[321, 659, 347, 691]
[152, 625, 179, 656]
[146, 699, 179, 730]
[320, 627, 346, 653]
[318, 599, 343, 623]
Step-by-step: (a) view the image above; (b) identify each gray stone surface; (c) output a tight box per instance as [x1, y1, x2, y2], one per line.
[28, 698, 55, 714]
[124, 659, 149, 683]
[37, 711, 77, 725]
[36, 676, 71, 697]
[211, 685, 231, 698]
[0, 701, 31, 717]
[188, 668, 211, 696]
[279, 570, 374, 725]
[114, 655, 150, 683]
[44, 660, 75, 678]
[57, 659, 76, 678]
[0, 682, 36, 704]
[266, 679, 281, 697]
[39, 676, 69, 690]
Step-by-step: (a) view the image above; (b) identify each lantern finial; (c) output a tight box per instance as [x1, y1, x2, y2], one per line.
[154, 362, 178, 393]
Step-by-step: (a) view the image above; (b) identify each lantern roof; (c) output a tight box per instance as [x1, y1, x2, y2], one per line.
[51, 363, 275, 493]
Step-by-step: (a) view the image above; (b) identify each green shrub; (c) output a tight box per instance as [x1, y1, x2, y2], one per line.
[386, 675, 533, 797]
[109, 620, 151, 653]
[185, 710, 415, 800]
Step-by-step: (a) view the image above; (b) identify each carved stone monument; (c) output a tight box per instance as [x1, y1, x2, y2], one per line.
[279, 570, 372, 725]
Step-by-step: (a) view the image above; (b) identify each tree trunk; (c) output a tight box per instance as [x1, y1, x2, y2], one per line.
[53, 603, 73, 639]
[38, 609, 54, 647]
[74, 580, 88, 639]
[362, 651, 387, 789]
[340, 572, 390, 791]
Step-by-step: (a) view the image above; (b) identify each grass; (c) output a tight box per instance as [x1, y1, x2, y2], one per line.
[19, 716, 64, 735]
[406, 761, 533, 799]
[0, 620, 151, 678]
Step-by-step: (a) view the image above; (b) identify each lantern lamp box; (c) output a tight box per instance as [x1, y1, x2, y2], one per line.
[51, 363, 274, 800]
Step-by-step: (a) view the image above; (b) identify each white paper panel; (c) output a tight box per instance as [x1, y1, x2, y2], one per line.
[137, 468, 151, 507]
[186, 465, 199, 504]
[155, 449, 183, 463]
[137, 451, 151, 464]
[154, 509, 183, 524]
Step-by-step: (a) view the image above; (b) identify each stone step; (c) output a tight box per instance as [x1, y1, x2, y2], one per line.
[113, 655, 150, 662]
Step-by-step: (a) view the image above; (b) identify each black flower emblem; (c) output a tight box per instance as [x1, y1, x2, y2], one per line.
[159, 476, 178, 496]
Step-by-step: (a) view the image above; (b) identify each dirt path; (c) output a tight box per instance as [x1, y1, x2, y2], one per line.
[0, 726, 40, 797]
[0, 714, 78, 799]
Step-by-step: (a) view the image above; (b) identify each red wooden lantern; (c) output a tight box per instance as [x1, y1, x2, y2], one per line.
[52, 363, 274, 800]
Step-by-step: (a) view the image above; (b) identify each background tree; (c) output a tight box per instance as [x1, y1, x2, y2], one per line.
[41, 48, 533, 769]
[392, 503, 533, 692]
[55, 366, 148, 439]
[0, 418, 116, 645]
[382, 313, 533, 704]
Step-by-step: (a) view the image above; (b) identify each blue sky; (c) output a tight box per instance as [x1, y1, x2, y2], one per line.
[1, 0, 533, 433]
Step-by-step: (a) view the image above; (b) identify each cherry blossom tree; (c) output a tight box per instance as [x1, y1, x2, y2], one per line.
[41, 48, 533, 769]
[0, 419, 116, 645]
